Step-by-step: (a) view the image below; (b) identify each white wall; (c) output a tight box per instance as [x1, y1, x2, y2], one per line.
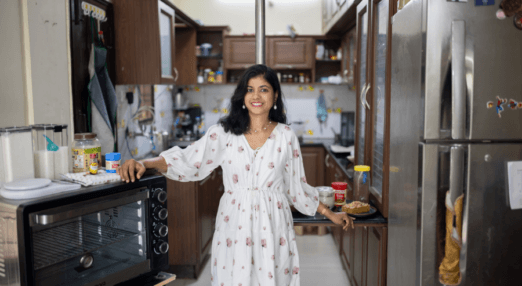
[0, 0, 26, 127]
[0, 0, 73, 137]
[170, 0, 322, 35]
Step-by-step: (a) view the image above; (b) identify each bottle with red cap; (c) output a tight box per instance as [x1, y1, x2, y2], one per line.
[332, 182, 348, 207]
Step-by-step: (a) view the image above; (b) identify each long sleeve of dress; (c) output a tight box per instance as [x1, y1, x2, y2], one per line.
[283, 128, 320, 216]
[160, 124, 226, 182]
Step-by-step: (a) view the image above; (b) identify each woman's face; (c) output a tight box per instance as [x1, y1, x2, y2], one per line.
[244, 76, 278, 117]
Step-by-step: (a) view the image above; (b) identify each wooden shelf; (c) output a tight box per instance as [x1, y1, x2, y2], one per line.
[316, 59, 342, 63]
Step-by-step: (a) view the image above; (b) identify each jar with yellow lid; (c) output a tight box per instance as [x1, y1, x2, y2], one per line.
[72, 133, 101, 173]
[354, 165, 370, 203]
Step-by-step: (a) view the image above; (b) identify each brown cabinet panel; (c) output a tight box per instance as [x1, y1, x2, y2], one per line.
[175, 27, 197, 85]
[353, 226, 368, 286]
[342, 227, 354, 273]
[366, 227, 386, 286]
[267, 38, 314, 69]
[301, 147, 325, 187]
[224, 37, 257, 69]
[113, 0, 176, 85]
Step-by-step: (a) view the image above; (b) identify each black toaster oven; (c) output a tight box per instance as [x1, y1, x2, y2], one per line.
[0, 174, 169, 286]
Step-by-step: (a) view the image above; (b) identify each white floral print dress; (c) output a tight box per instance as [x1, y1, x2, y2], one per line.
[160, 123, 319, 286]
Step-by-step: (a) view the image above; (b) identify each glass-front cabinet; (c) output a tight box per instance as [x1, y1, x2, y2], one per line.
[355, 0, 393, 217]
[158, 1, 177, 84]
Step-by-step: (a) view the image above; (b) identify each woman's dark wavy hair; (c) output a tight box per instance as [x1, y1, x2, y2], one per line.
[220, 64, 287, 135]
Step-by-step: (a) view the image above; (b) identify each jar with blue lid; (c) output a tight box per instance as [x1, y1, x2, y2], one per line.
[105, 152, 121, 173]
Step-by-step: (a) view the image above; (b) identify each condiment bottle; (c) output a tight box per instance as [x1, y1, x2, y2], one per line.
[354, 165, 370, 203]
[332, 182, 348, 207]
[89, 153, 98, 175]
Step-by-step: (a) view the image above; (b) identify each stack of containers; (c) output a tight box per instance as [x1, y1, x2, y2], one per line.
[0, 127, 35, 184]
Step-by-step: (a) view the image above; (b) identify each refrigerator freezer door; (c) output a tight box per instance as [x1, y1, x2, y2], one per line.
[422, 1, 522, 140]
[461, 144, 522, 285]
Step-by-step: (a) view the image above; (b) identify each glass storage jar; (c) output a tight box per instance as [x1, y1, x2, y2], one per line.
[316, 186, 335, 208]
[72, 133, 101, 173]
[0, 126, 35, 183]
[52, 124, 69, 178]
[354, 165, 371, 203]
[32, 124, 56, 179]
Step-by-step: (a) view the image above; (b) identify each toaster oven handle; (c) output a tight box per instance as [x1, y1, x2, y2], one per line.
[30, 188, 149, 226]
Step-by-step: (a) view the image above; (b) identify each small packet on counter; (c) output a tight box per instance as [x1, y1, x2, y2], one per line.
[61, 170, 121, 186]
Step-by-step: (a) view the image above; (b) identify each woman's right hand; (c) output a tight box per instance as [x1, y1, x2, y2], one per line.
[117, 159, 146, 183]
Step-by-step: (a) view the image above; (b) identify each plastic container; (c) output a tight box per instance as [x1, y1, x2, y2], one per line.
[215, 71, 223, 83]
[316, 186, 335, 208]
[200, 43, 213, 56]
[0, 127, 35, 184]
[52, 124, 69, 179]
[105, 152, 121, 173]
[332, 182, 348, 207]
[315, 41, 325, 60]
[354, 165, 370, 203]
[72, 133, 101, 173]
[32, 124, 56, 180]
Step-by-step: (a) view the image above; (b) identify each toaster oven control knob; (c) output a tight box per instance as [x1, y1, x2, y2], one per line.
[153, 189, 168, 203]
[154, 206, 168, 220]
[154, 223, 169, 237]
[155, 240, 169, 254]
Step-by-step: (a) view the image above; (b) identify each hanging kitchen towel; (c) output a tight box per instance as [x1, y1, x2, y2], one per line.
[439, 191, 464, 285]
[316, 91, 328, 133]
[87, 16, 117, 135]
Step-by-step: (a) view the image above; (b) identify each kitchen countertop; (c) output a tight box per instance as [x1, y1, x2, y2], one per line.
[293, 204, 387, 227]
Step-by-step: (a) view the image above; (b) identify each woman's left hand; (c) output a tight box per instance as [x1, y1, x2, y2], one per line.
[330, 212, 355, 231]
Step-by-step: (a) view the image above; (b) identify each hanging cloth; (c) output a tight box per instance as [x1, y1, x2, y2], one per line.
[439, 191, 464, 285]
[87, 16, 117, 136]
[316, 91, 328, 134]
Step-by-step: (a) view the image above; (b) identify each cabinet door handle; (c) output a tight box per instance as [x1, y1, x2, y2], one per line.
[325, 154, 330, 168]
[360, 83, 368, 109]
[363, 83, 371, 110]
[173, 67, 179, 82]
[218, 185, 224, 192]
[200, 175, 211, 185]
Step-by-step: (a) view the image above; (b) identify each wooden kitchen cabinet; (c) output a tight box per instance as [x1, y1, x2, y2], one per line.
[365, 227, 387, 286]
[267, 37, 315, 69]
[113, 0, 179, 85]
[354, 0, 392, 218]
[223, 37, 257, 70]
[301, 147, 325, 187]
[166, 167, 223, 278]
[353, 225, 367, 286]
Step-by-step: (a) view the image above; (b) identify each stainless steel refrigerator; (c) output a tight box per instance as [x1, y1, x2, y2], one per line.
[388, 0, 522, 285]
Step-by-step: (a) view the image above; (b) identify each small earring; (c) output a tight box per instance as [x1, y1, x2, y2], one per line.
[242, 104, 246, 109]
[273, 105, 277, 110]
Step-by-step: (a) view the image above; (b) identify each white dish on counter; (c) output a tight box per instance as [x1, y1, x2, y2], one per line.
[330, 145, 354, 154]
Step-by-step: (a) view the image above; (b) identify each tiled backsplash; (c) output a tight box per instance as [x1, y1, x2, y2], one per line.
[111, 84, 356, 162]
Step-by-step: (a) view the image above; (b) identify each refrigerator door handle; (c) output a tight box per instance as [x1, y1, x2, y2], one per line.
[449, 144, 465, 205]
[451, 21, 466, 140]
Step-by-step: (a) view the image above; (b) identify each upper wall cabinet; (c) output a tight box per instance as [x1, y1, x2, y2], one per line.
[267, 37, 314, 70]
[223, 37, 258, 69]
[113, 0, 177, 85]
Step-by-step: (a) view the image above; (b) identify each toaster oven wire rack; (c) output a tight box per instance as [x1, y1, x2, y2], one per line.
[32, 220, 139, 270]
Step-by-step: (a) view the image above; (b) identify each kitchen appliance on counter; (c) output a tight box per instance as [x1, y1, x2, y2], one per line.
[173, 106, 202, 141]
[0, 175, 169, 286]
[389, 1, 522, 285]
[340, 111, 354, 147]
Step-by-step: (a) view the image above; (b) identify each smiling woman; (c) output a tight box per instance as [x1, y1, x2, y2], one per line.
[117, 64, 354, 286]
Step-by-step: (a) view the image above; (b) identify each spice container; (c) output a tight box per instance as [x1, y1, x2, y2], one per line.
[354, 165, 370, 203]
[32, 124, 56, 179]
[316, 186, 335, 208]
[332, 182, 348, 207]
[105, 152, 121, 173]
[0, 127, 35, 183]
[72, 133, 101, 173]
[215, 71, 223, 83]
[52, 124, 69, 179]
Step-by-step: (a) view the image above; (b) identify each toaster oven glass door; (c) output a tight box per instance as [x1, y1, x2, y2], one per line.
[30, 190, 150, 286]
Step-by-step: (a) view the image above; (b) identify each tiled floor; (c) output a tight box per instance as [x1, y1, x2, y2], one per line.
[167, 233, 351, 286]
